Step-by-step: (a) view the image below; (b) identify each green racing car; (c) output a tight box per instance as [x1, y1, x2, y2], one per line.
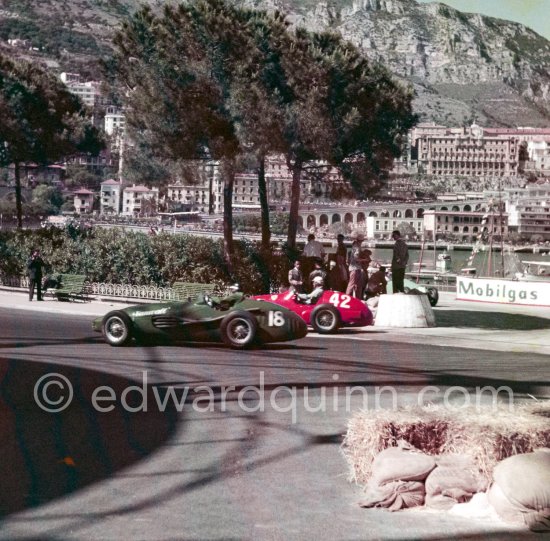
[93, 292, 308, 348]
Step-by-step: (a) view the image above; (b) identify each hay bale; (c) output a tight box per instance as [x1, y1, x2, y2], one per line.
[341, 402, 550, 486]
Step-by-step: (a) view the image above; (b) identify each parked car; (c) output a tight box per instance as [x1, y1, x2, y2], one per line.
[252, 290, 373, 334]
[94, 293, 307, 348]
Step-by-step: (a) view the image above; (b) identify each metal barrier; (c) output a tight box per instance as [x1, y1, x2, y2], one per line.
[0, 275, 225, 301]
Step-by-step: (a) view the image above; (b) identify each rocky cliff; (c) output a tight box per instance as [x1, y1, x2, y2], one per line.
[1, 0, 549, 126]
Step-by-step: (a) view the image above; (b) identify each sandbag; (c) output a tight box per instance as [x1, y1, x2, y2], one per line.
[359, 481, 425, 511]
[370, 442, 436, 486]
[488, 448, 550, 532]
[425, 454, 487, 510]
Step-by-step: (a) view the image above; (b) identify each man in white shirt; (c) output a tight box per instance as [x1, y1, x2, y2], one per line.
[346, 232, 371, 298]
[302, 234, 325, 289]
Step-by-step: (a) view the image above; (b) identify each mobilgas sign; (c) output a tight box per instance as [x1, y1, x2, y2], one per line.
[456, 277, 550, 307]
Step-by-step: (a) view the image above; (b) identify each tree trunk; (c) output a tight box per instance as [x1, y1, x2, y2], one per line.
[257, 155, 271, 252]
[286, 158, 303, 251]
[221, 158, 235, 275]
[14, 161, 23, 229]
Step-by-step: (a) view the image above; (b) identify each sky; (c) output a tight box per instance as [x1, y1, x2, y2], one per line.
[416, 0, 550, 40]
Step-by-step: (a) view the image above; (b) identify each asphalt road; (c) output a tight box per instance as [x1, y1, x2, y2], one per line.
[0, 308, 547, 540]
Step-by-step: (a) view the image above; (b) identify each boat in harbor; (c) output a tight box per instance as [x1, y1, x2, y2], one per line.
[514, 260, 550, 282]
[407, 252, 458, 288]
[455, 233, 550, 307]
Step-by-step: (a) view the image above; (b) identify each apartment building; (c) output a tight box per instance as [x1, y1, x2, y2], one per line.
[73, 188, 95, 214]
[411, 124, 550, 180]
[167, 182, 210, 212]
[64, 80, 103, 108]
[100, 179, 123, 214]
[525, 141, 550, 176]
[122, 185, 159, 216]
[504, 182, 550, 240]
[423, 210, 508, 242]
[416, 125, 519, 178]
[104, 107, 126, 137]
[365, 215, 424, 239]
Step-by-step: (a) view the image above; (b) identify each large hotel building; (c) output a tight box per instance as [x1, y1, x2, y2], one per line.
[412, 124, 550, 178]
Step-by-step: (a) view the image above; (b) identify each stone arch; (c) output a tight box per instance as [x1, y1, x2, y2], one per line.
[463, 204, 472, 211]
[440, 206, 448, 211]
[307, 215, 316, 228]
[320, 214, 328, 226]
[393, 209, 402, 218]
[344, 212, 353, 225]
[453, 226, 460, 232]
[368, 211, 378, 217]
[357, 212, 365, 223]
[298, 216, 304, 228]
[405, 208, 414, 218]
[332, 213, 341, 224]
[380, 210, 390, 218]
[452, 205, 460, 212]
[416, 208, 424, 218]
[463, 226, 469, 232]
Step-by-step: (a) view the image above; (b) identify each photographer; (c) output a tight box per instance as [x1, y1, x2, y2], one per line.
[27, 250, 46, 301]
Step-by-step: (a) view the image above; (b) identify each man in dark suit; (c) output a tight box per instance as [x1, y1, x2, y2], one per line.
[27, 250, 46, 301]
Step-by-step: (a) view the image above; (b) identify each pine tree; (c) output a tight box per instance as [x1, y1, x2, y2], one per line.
[0, 54, 103, 228]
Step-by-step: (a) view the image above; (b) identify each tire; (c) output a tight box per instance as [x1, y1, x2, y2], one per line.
[220, 311, 258, 348]
[310, 304, 341, 334]
[102, 311, 133, 346]
[427, 287, 439, 307]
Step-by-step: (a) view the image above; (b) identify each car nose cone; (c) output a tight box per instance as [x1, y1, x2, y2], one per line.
[289, 311, 308, 339]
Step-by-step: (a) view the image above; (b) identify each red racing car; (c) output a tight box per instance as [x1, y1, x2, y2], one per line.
[252, 290, 373, 334]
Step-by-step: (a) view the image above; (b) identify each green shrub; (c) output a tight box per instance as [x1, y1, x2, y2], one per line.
[0, 227, 293, 293]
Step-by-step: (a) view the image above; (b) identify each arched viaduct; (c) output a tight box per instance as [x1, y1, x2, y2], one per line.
[297, 200, 488, 230]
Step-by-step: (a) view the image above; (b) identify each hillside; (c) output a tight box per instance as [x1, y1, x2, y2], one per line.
[1, 0, 549, 126]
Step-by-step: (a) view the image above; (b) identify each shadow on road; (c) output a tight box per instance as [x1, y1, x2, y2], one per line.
[0, 358, 178, 517]
[435, 309, 550, 330]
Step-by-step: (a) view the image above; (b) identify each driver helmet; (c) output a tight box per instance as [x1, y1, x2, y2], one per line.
[312, 276, 324, 287]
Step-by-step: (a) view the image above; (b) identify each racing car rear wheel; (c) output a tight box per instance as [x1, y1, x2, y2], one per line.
[427, 287, 439, 307]
[220, 311, 258, 348]
[102, 311, 133, 346]
[310, 304, 341, 334]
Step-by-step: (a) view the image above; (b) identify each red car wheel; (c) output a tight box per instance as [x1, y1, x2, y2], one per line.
[310, 304, 340, 334]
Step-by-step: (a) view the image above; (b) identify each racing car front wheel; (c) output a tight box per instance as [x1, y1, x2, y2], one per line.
[310, 304, 341, 334]
[427, 287, 439, 307]
[220, 311, 258, 348]
[102, 311, 133, 346]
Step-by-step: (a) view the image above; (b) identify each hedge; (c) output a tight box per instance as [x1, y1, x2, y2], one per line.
[0, 226, 294, 294]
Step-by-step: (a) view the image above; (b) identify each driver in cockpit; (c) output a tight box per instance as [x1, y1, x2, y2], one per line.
[202, 284, 245, 310]
[296, 276, 324, 305]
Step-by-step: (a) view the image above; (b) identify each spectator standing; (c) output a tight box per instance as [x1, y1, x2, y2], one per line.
[308, 259, 327, 288]
[326, 260, 340, 291]
[391, 230, 409, 293]
[27, 249, 46, 301]
[302, 234, 325, 286]
[288, 260, 303, 292]
[334, 233, 348, 292]
[346, 232, 370, 299]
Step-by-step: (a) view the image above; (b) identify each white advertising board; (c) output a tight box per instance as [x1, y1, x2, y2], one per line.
[456, 276, 550, 307]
